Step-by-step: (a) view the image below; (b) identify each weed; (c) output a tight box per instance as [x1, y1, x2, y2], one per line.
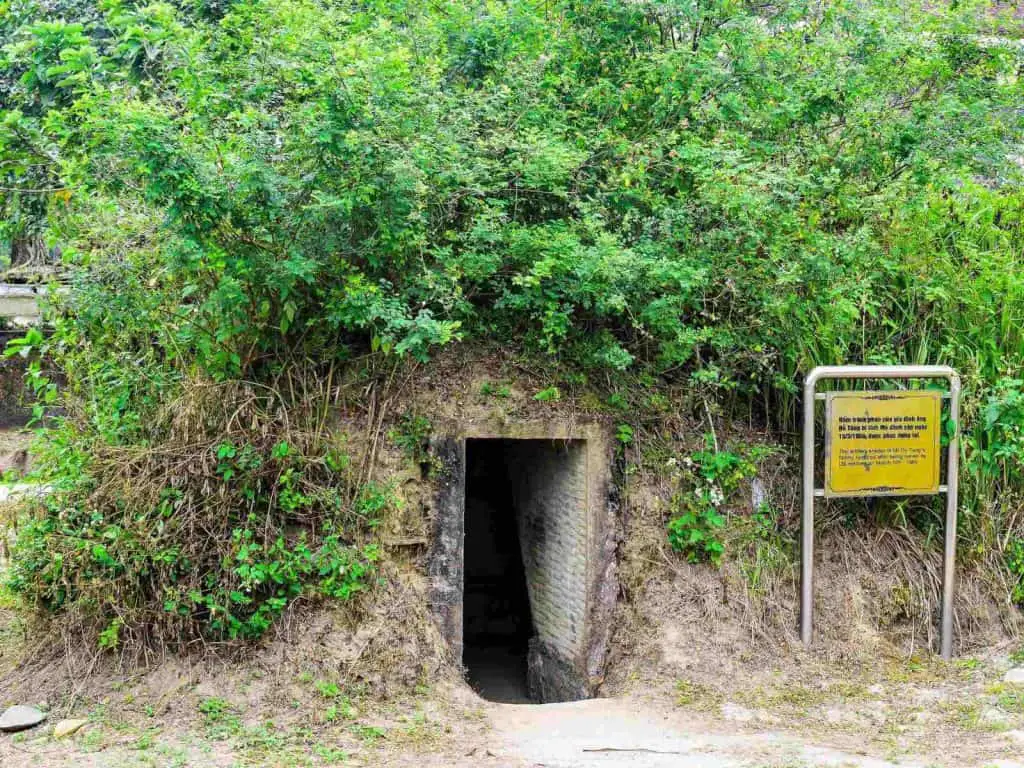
[98, 617, 123, 650]
[533, 387, 560, 402]
[351, 723, 386, 742]
[81, 727, 105, 752]
[388, 412, 432, 464]
[197, 697, 241, 740]
[314, 680, 341, 699]
[479, 381, 511, 398]
[615, 424, 634, 446]
[993, 684, 1024, 714]
[133, 728, 158, 750]
[323, 698, 357, 721]
[313, 743, 349, 763]
[729, 502, 796, 592]
[824, 681, 869, 700]
[885, 653, 947, 684]
[154, 745, 189, 768]
[738, 683, 827, 713]
[675, 680, 724, 711]
[666, 438, 757, 565]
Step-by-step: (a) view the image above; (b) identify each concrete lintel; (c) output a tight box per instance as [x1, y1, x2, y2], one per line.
[454, 420, 609, 443]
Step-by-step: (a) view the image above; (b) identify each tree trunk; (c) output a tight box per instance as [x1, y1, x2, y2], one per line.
[9, 235, 50, 268]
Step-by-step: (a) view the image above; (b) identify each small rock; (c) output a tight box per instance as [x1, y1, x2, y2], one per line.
[53, 719, 89, 739]
[0, 705, 47, 733]
[1007, 730, 1024, 744]
[1003, 668, 1024, 684]
[867, 684, 886, 696]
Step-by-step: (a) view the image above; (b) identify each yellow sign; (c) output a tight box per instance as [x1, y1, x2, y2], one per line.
[825, 391, 942, 497]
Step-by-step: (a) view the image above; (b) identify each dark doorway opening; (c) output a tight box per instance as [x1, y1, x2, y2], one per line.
[463, 439, 535, 703]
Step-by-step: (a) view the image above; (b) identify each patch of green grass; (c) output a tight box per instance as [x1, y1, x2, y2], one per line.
[81, 727, 106, 752]
[197, 696, 242, 740]
[133, 728, 159, 751]
[388, 709, 443, 748]
[943, 699, 1010, 732]
[351, 723, 386, 743]
[824, 681, 870, 699]
[675, 679, 724, 711]
[314, 680, 341, 699]
[884, 653, 948, 684]
[479, 381, 511, 398]
[733, 682, 830, 714]
[764, 685, 827, 709]
[239, 721, 288, 754]
[993, 684, 1024, 714]
[322, 698, 357, 723]
[154, 744, 189, 768]
[313, 743, 349, 763]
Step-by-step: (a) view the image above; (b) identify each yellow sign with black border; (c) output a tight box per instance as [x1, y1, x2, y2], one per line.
[825, 391, 941, 497]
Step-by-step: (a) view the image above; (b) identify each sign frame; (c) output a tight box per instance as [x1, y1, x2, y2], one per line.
[801, 365, 960, 659]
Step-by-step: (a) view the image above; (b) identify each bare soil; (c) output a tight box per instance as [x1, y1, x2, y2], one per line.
[2, 659, 1024, 768]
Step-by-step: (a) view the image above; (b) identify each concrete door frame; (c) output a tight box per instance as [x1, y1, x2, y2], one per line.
[427, 424, 619, 702]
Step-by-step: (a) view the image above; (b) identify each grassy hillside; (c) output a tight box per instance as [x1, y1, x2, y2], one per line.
[0, 0, 1022, 649]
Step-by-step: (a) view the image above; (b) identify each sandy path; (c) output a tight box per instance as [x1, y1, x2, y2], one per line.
[478, 697, 1022, 768]
[3, 693, 1024, 767]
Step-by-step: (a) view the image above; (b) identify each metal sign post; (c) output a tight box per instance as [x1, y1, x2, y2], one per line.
[801, 365, 961, 659]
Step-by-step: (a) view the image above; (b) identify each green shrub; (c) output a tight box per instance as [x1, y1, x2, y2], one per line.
[5, 372, 382, 646]
[666, 440, 757, 565]
[667, 502, 727, 565]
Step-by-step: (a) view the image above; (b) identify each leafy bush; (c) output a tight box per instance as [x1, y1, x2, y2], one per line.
[666, 440, 758, 565]
[667, 503, 727, 566]
[6, 367, 382, 646]
[4, 0, 1020, 393]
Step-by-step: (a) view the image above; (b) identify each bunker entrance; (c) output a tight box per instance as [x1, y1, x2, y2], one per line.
[461, 438, 590, 704]
[463, 439, 534, 702]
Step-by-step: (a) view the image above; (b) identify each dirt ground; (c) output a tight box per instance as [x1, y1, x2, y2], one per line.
[3, 642, 1024, 768]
